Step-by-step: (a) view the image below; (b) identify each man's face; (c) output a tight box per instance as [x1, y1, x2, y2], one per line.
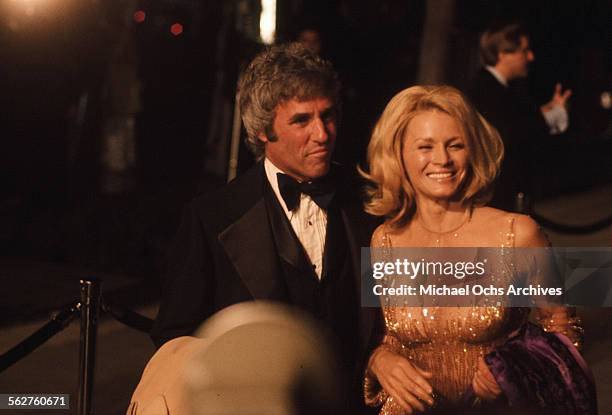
[260, 97, 337, 182]
[499, 35, 534, 80]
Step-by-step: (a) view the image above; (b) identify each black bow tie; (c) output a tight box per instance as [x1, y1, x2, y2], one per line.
[277, 173, 336, 211]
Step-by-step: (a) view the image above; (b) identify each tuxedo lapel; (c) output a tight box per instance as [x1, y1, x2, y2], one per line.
[341, 205, 375, 358]
[217, 170, 287, 302]
[340, 208, 360, 285]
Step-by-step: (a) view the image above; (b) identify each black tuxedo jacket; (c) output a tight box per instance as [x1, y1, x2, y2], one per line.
[151, 161, 379, 365]
[468, 69, 549, 210]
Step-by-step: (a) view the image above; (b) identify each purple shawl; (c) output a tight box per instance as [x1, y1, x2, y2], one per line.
[472, 322, 598, 414]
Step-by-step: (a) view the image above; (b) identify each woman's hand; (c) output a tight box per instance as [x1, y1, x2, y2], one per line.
[472, 357, 502, 401]
[369, 347, 434, 413]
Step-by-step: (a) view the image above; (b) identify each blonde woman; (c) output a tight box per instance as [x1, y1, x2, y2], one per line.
[361, 86, 588, 414]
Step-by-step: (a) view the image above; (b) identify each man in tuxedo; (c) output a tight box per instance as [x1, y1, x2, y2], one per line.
[149, 43, 377, 412]
[468, 22, 571, 211]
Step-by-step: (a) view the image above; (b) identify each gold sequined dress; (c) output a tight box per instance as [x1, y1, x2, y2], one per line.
[364, 217, 582, 414]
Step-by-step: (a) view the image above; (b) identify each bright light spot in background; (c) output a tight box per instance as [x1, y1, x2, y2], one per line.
[170, 22, 183, 36]
[5, 0, 66, 20]
[8, 0, 42, 16]
[601, 92, 611, 109]
[133, 10, 146, 24]
[10, 0, 48, 4]
[259, 0, 276, 44]
[11, 0, 47, 9]
[4, 0, 74, 32]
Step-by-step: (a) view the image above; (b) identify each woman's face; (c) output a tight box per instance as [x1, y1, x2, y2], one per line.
[402, 110, 470, 202]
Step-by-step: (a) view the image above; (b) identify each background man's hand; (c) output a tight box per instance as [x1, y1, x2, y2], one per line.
[541, 83, 572, 113]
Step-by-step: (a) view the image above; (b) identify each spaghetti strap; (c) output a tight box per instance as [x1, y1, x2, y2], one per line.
[381, 224, 392, 249]
[503, 216, 516, 248]
[380, 224, 393, 261]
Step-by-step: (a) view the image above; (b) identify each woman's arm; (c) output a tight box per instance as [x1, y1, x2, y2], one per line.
[364, 226, 434, 412]
[514, 215, 584, 350]
[365, 333, 434, 412]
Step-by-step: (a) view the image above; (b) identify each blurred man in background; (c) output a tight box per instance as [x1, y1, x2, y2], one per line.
[468, 22, 572, 211]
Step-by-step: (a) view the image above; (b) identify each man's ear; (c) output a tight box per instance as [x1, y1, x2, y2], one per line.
[257, 131, 270, 144]
[259, 126, 277, 143]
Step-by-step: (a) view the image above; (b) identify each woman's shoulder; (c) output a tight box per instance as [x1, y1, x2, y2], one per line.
[371, 223, 392, 248]
[371, 221, 410, 247]
[371, 224, 384, 247]
[475, 207, 549, 247]
[512, 214, 550, 247]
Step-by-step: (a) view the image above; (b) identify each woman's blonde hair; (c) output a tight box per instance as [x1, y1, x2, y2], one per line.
[360, 85, 503, 228]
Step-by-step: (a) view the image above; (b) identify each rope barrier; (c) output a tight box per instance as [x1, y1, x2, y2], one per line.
[0, 287, 154, 377]
[517, 192, 612, 235]
[101, 301, 154, 333]
[0, 302, 80, 372]
[531, 210, 612, 234]
[0, 278, 154, 415]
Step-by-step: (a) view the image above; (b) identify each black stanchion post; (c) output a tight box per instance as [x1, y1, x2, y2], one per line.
[77, 279, 101, 415]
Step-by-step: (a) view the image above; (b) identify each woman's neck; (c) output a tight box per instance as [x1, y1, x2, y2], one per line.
[413, 197, 472, 233]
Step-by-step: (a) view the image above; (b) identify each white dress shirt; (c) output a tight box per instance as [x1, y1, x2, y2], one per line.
[485, 65, 508, 87]
[264, 158, 327, 279]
